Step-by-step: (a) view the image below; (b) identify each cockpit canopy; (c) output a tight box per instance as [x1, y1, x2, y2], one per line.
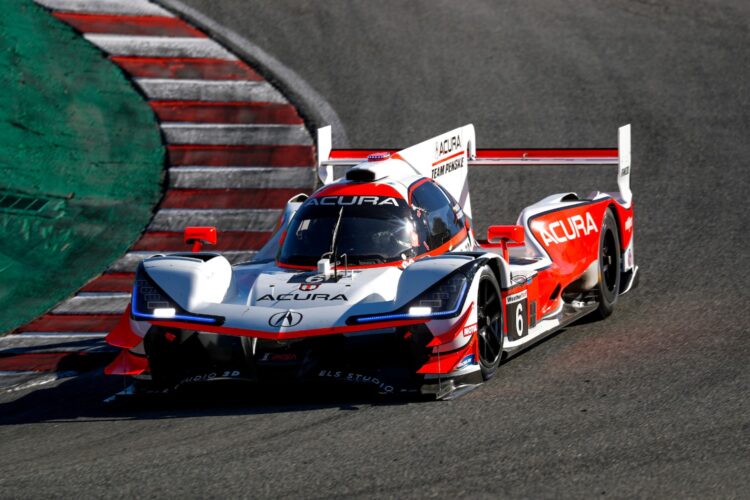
[278, 180, 468, 268]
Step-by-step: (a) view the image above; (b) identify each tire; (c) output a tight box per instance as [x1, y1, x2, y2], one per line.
[143, 327, 182, 389]
[594, 209, 621, 319]
[476, 267, 503, 380]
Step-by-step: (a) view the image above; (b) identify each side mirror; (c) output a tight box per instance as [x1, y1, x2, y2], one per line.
[184, 226, 217, 253]
[487, 225, 524, 245]
[487, 225, 524, 262]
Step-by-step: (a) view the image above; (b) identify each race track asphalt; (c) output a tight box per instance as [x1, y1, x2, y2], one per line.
[1, 1, 748, 497]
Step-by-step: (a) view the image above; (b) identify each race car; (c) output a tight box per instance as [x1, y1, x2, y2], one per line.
[104, 124, 638, 399]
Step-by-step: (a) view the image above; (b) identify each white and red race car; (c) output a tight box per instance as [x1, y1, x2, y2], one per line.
[105, 124, 637, 399]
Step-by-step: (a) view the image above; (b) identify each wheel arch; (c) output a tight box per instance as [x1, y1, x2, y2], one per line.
[485, 256, 509, 290]
[606, 201, 630, 254]
[456, 253, 511, 290]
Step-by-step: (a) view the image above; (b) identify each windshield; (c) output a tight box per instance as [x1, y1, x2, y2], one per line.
[279, 198, 420, 266]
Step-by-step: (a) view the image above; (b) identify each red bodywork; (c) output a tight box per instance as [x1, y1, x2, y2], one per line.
[490, 197, 634, 329]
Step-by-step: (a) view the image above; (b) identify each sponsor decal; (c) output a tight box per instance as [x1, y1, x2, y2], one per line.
[506, 289, 528, 305]
[435, 134, 462, 158]
[538, 212, 598, 246]
[307, 196, 399, 206]
[620, 165, 630, 177]
[431, 156, 464, 179]
[625, 216, 633, 231]
[624, 246, 634, 270]
[463, 323, 478, 337]
[456, 354, 476, 370]
[179, 370, 241, 385]
[268, 311, 303, 327]
[318, 370, 394, 394]
[259, 293, 347, 302]
[299, 283, 319, 291]
[287, 272, 360, 284]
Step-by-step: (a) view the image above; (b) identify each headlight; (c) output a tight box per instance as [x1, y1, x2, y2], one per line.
[132, 276, 180, 318]
[131, 265, 220, 325]
[133, 278, 175, 314]
[408, 272, 467, 315]
[352, 272, 468, 324]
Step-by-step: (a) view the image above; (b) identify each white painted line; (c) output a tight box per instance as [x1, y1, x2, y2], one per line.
[161, 123, 312, 146]
[169, 166, 315, 189]
[108, 250, 257, 272]
[52, 294, 131, 315]
[76, 292, 131, 298]
[134, 78, 286, 103]
[35, 0, 174, 17]
[2, 373, 74, 394]
[148, 208, 281, 232]
[84, 35, 236, 59]
[109, 252, 167, 272]
[1, 341, 114, 355]
[0, 333, 107, 340]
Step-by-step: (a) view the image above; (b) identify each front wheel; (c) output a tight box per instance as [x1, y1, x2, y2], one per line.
[594, 209, 621, 319]
[476, 268, 503, 380]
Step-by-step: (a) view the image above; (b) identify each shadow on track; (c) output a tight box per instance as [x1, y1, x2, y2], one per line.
[0, 370, 419, 426]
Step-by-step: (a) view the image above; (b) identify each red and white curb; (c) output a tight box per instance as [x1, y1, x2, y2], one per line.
[3, 0, 316, 387]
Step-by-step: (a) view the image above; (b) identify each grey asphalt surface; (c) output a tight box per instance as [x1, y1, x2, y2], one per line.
[2, 1, 749, 498]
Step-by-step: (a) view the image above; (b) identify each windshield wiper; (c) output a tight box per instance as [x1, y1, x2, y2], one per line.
[330, 206, 344, 259]
[320, 206, 345, 278]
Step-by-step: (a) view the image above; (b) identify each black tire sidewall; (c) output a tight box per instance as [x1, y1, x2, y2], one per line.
[596, 209, 621, 317]
[477, 267, 503, 380]
[144, 327, 183, 388]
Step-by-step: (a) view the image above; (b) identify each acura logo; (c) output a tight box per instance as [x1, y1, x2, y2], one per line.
[268, 311, 303, 328]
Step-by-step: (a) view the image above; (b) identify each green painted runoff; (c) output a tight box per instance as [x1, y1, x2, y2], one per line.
[0, 0, 164, 333]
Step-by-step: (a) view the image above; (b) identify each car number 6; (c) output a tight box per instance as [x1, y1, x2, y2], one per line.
[516, 303, 524, 335]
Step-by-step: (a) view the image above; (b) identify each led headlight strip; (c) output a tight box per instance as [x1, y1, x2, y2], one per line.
[130, 276, 220, 325]
[353, 274, 469, 324]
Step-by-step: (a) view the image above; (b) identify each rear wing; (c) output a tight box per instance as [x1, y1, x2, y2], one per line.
[468, 124, 632, 205]
[317, 124, 632, 211]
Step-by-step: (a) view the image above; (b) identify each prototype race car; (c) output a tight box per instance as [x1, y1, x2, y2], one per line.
[105, 124, 638, 399]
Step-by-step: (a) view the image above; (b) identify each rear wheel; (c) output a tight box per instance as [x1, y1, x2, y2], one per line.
[595, 209, 621, 319]
[476, 268, 503, 380]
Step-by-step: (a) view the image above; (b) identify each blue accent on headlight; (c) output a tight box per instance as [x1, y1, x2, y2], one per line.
[355, 281, 468, 324]
[130, 285, 219, 325]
